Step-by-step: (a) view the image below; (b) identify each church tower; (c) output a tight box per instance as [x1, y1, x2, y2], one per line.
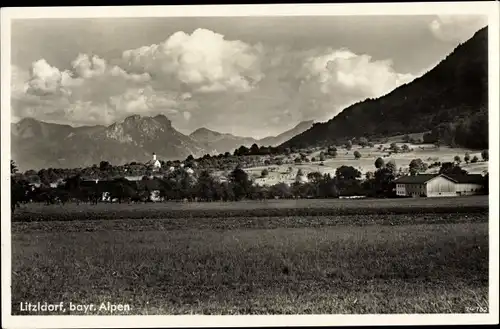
[152, 152, 161, 171]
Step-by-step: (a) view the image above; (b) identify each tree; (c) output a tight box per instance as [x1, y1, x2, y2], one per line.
[295, 169, 306, 183]
[481, 150, 489, 161]
[439, 162, 467, 176]
[385, 159, 397, 175]
[375, 157, 385, 169]
[372, 167, 396, 197]
[389, 143, 400, 153]
[11, 160, 18, 175]
[358, 137, 369, 148]
[335, 166, 361, 181]
[307, 172, 323, 184]
[464, 153, 470, 164]
[195, 170, 218, 201]
[229, 167, 251, 200]
[269, 183, 292, 199]
[234, 145, 249, 157]
[261, 169, 269, 177]
[353, 151, 361, 159]
[471, 155, 479, 163]
[345, 140, 353, 151]
[454, 155, 461, 164]
[250, 143, 260, 155]
[409, 158, 428, 176]
[99, 161, 111, 172]
[401, 144, 410, 152]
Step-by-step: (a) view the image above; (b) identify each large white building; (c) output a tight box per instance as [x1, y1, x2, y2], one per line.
[394, 173, 485, 197]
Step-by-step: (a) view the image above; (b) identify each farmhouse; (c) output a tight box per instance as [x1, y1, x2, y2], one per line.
[394, 174, 485, 197]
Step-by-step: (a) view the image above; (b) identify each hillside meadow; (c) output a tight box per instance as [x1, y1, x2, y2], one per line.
[246, 143, 487, 186]
[11, 196, 489, 315]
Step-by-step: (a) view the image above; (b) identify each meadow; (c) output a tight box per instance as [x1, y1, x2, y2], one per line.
[11, 196, 489, 315]
[247, 143, 488, 186]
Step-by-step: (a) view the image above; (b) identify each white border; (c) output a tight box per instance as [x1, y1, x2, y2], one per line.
[1, 2, 499, 328]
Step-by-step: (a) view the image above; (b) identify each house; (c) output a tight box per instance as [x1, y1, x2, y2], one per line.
[394, 173, 485, 197]
[136, 178, 164, 202]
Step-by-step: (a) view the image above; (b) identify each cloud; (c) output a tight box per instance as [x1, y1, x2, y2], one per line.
[301, 49, 415, 99]
[12, 28, 420, 137]
[183, 111, 192, 121]
[122, 28, 264, 93]
[25, 59, 73, 96]
[109, 86, 182, 116]
[430, 15, 487, 43]
[12, 54, 182, 126]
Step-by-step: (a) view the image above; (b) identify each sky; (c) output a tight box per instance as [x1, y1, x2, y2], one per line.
[10, 15, 487, 138]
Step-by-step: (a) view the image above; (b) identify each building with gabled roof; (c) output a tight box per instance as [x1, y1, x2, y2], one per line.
[394, 173, 485, 197]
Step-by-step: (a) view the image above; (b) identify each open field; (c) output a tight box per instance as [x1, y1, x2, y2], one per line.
[247, 144, 488, 186]
[12, 222, 488, 314]
[11, 195, 489, 222]
[11, 197, 488, 315]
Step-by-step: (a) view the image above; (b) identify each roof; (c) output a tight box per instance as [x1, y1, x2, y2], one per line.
[393, 174, 441, 184]
[446, 174, 485, 184]
[394, 173, 485, 185]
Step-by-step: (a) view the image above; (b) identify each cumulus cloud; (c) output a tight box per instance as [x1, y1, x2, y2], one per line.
[430, 15, 487, 43]
[267, 48, 417, 123]
[301, 49, 415, 99]
[12, 54, 180, 126]
[109, 86, 182, 116]
[12, 28, 422, 136]
[25, 59, 73, 96]
[122, 28, 264, 93]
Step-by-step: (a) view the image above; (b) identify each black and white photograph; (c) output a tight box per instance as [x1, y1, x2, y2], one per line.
[1, 2, 499, 328]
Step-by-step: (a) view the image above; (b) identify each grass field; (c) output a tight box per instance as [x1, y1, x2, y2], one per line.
[11, 197, 489, 315]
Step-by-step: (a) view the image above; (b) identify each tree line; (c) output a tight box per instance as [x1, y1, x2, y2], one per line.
[11, 155, 488, 212]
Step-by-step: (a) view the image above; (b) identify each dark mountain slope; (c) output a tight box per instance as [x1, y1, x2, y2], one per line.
[281, 27, 488, 149]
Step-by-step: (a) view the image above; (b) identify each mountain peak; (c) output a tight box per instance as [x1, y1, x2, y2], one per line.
[191, 127, 219, 136]
[121, 114, 172, 127]
[17, 117, 40, 126]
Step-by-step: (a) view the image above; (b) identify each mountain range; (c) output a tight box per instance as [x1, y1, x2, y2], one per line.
[11, 114, 313, 171]
[281, 27, 488, 149]
[189, 120, 314, 153]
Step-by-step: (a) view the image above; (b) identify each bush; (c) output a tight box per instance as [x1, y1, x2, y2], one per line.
[353, 151, 361, 159]
[481, 150, 489, 161]
[464, 153, 470, 164]
[261, 169, 269, 178]
[375, 157, 385, 169]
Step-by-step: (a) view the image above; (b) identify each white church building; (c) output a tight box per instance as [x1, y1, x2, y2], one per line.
[150, 153, 161, 171]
